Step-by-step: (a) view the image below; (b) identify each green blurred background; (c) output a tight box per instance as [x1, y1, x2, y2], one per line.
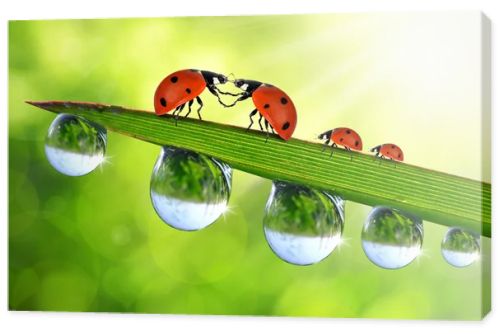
[8, 13, 490, 319]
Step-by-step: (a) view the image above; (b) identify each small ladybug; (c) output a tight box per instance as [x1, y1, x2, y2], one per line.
[154, 69, 237, 122]
[318, 127, 363, 157]
[223, 78, 297, 141]
[371, 144, 404, 162]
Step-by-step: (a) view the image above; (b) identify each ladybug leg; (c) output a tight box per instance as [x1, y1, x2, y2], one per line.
[329, 143, 337, 158]
[195, 96, 204, 120]
[257, 114, 264, 131]
[246, 109, 258, 131]
[264, 119, 271, 143]
[184, 99, 194, 119]
[213, 85, 244, 97]
[264, 119, 276, 140]
[171, 105, 182, 124]
[208, 85, 231, 107]
[346, 147, 353, 161]
[174, 103, 186, 126]
[222, 92, 251, 108]
[321, 139, 331, 152]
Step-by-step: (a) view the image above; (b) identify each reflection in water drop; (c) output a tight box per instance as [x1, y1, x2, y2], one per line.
[45, 114, 107, 176]
[361, 207, 423, 269]
[441, 227, 480, 267]
[263, 181, 344, 266]
[150, 147, 232, 231]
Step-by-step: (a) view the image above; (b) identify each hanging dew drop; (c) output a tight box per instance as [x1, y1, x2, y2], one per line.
[263, 181, 344, 266]
[441, 227, 480, 267]
[150, 147, 232, 231]
[45, 114, 107, 176]
[361, 207, 423, 269]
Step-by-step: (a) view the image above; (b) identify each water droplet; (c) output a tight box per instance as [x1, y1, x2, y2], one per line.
[263, 181, 344, 266]
[150, 147, 232, 231]
[441, 227, 480, 267]
[361, 207, 423, 269]
[45, 114, 107, 176]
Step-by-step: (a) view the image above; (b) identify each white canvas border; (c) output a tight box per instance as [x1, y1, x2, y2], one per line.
[0, 1, 497, 333]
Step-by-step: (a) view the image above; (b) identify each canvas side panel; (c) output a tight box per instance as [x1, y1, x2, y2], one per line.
[480, 12, 491, 319]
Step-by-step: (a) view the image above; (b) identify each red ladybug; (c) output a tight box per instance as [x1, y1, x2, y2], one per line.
[318, 127, 363, 157]
[223, 78, 297, 141]
[371, 143, 404, 162]
[154, 69, 236, 121]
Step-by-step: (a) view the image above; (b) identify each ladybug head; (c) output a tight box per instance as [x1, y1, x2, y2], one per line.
[318, 130, 332, 140]
[233, 78, 262, 94]
[370, 145, 381, 153]
[201, 70, 228, 86]
[215, 73, 228, 85]
[233, 79, 245, 88]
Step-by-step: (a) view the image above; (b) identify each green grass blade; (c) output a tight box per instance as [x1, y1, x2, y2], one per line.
[27, 101, 491, 237]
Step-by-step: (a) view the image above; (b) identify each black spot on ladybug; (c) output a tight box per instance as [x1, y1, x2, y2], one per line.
[398, 154, 402, 158]
[170, 76, 179, 83]
[391, 145, 396, 149]
[186, 88, 192, 94]
[280, 97, 288, 105]
[282, 122, 290, 130]
[264, 103, 270, 109]
[355, 141, 359, 147]
[340, 137, 344, 142]
[160, 98, 167, 107]
[346, 129, 351, 134]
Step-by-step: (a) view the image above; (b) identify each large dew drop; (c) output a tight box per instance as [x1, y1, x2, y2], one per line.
[263, 181, 344, 266]
[441, 227, 480, 267]
[361, 207, 423, 269]
[150, 147, 232, 231]
[45, 114, 107, 176]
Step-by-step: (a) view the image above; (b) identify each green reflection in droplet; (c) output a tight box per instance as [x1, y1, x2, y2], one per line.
[263, 181, 344, 236]
[441, 227, 480, 267]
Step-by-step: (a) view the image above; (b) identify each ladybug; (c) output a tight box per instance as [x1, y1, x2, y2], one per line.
[318, 127, 363, 157]
[154, 69, 237, 122]
[223, 78, 297, 141]
[371, 144, 404, 162]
